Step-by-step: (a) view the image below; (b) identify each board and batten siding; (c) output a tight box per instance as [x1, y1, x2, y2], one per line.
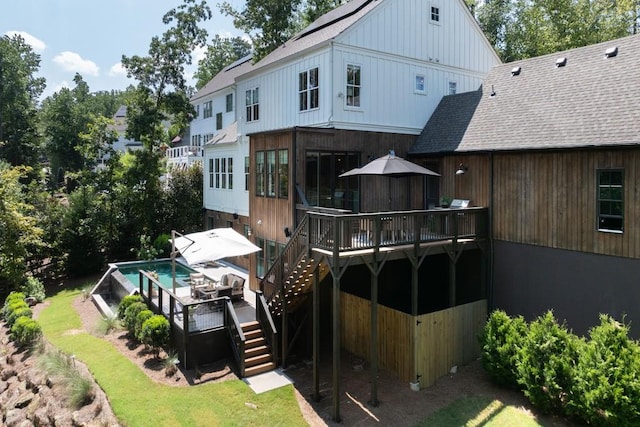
[341, 291, 486, 386]
[238, 49, 333, 136]
[203, 141, 250, 217]
[492, 149, 640, 259]
[337, 0, 499, 74]
[438, 154, 491, 208]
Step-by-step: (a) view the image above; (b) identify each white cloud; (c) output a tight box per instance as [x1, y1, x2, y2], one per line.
[52, 51, 99, 77]
[4, 30, 46, 53]
[108, 62, 126, 77]
[51, 80, 71, 94]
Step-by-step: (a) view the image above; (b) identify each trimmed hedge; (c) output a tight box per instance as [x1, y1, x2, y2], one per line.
[480, 310, 640, 426]
[140, 315, 170, 357]
[11, 316, 42, 347]
[117, 294, 144, 320]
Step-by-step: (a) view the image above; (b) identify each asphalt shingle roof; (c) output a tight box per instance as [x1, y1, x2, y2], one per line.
[410, 34, 640, 154]
[190, 55, 253, 101]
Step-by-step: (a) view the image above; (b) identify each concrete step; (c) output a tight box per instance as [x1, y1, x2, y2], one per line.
[244, 361, 276, 377]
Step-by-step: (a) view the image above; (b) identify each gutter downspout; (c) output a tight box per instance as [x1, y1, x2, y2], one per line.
[488, 152, 495, 311]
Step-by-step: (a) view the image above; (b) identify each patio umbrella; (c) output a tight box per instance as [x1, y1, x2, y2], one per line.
[339, 150, 440, 209]
[173, 228, 261, 266]
[170, 228, 260, 294]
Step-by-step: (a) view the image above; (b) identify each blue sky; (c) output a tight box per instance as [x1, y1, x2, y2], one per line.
[1, 0, 245, 99]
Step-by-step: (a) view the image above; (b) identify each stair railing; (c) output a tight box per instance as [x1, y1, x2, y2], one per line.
[224, 298, 246, 377]
[255, 290, 279, 364]
[262, 215, 310, 306]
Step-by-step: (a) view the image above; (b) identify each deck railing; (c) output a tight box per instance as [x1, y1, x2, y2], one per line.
[225, 299, 245, 376]
[256, 290, 279, 364]
[308, 207, 488, 252]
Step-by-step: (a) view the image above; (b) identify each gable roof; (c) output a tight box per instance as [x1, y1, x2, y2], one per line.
[246, 0, 383, 74]
[410, 34, 640, 154]
[191, 55, 253, 102]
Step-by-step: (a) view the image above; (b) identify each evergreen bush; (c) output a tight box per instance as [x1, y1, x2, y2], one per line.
[569, 314, 640, 426]
[135, 309, 154, 341]
[6, 305, 33, 327]
[140, 315, 170, 358]
[3, 292, 26, 318]
[117, 294, 144, 319]
[479, 309, 527, 388]
[517, 311, 581, 414]
[10, 316, 42, 347]
[123, 301, 147, 336]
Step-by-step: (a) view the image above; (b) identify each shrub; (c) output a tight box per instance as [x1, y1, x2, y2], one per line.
[20, 276, 46, 302]
[117, 294, 144, 320]
[569, 315, 640, 426]
[479, 310, 527, 388]
[162, 349, 180, 377]
[3, 292, 26, 318]
[140, 315, 170, 358]
[135, 309, 154, 341]
[123, 301, 148, 336]
[6, 305, 33, 327]
[517, 311, 581, 414]
[10, 316, 42, 347]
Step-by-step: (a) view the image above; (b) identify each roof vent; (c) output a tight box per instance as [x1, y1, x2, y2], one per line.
[511, 66, 521, 76]
[555, 57, 567, 67]
[604, 46, 618, 58]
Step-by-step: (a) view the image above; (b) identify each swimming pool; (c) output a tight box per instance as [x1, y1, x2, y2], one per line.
[117, 260, 195, 290]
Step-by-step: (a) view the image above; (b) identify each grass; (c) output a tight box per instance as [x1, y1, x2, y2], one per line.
[416, 396, 544, 427]
[39, 288, 307, 427]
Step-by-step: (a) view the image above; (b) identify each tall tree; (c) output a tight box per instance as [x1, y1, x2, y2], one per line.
[297, 0, 347, 28]
[193, 35, 252, 89]
[219, 0, 303, 61]
[475, 0, 639, 61]
[0, 35, 45, 168]
[121, 0, 211, 148]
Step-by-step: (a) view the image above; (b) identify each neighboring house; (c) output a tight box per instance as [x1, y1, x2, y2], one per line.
[191, 55, 254, 269]
[97, 105, 143, 169]
[409, 34, 640, 338]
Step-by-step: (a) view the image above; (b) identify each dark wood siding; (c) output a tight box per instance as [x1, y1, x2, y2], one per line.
[492, 149, 640, 258]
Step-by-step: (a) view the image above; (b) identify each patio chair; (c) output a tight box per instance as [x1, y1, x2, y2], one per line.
[230, 275, 245, 301]
[190, 273, 205, 298]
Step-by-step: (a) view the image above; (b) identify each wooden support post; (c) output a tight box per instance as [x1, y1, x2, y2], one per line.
[449, 258, 456, 307]
[332, 273, 341, 422]
[282, 297, 288, 369]
[313, 268, 320, 402]
[370, 272, 379, 407]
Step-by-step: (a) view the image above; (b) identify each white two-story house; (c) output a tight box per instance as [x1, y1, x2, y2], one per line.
[232, 0, 500, 288]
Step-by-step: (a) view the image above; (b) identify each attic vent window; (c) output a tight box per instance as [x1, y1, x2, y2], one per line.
[605, 46, 618, 58]
[511, 66, 521, 76]
[555, 57, 567, 67]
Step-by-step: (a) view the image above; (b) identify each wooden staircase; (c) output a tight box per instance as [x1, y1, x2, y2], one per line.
[268, 256, 328, 317]
[241, 321, 276, 377]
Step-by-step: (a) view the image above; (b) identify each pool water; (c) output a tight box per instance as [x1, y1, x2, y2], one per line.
[117, 260, 195, 290]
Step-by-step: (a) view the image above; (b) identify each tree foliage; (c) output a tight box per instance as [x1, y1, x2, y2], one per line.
[0, 34, 45, 168]
[162, 163, 204, 234]
[193, 35, 252, 89]
[474, 0, 640, 62]
[0, 162, 44, 290]
[121, 0, 211, 148]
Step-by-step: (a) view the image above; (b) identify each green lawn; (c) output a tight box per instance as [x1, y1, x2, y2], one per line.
[39, 289, 307, 427]
[416, 395, 544, 427]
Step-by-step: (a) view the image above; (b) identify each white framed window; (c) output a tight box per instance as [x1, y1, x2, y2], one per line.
[226, 93, 233, 113]
[430, 5, 440, 23]
[448, 81, 457, 95]
[414, 74, 426, 94]
[191, 134, 202, 147]
[346, 64, 361, 108]
[299, 67, 319, 111]
[208, 159, 214, 188]
[245, 87, 259, 122]
[214, 157, 233, 189]
[196, 104, 200, 118]
[203, 100, 213, 118]
[216, 112, 223, 130]
[244, 156, 250, 191]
